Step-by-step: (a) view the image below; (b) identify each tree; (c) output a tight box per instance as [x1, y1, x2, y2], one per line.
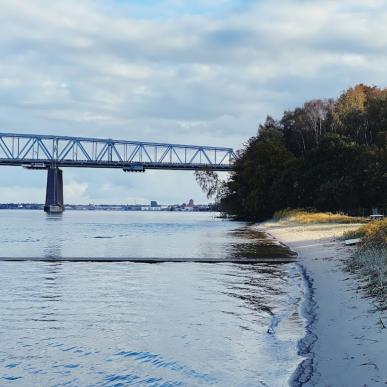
[220, 118, 296, 220]
[211, 84, 387, 220]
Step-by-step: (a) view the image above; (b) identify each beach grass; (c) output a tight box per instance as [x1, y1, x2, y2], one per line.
[342, 219, 387, 242]
[273, 209, 366, 224]
[345, 219, 387, 309]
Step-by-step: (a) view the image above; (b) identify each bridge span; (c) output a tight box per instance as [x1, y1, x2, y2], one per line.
[0, 132, 235, 213]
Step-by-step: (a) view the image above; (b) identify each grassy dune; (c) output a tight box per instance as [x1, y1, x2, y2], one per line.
[343, 219, 387, 243]
[273, 209, 366, 224]
[345, 220, 387, 309]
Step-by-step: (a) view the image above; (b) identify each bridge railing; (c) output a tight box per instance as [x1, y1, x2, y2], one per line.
[0, 133, 235, 171]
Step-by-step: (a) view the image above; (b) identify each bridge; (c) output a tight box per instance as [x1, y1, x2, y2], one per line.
[0, 132, 235, 213]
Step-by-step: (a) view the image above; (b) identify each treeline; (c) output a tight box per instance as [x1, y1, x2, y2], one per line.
[220, 84, 387, 220]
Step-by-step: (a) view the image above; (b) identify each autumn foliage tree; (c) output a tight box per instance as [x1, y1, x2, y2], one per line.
[218, 84, 387, 220]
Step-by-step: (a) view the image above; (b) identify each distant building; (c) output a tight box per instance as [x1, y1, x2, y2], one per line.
[187, 199, 194, 207]
[150, 200, 158, 207]
[141, 205, 161, 211]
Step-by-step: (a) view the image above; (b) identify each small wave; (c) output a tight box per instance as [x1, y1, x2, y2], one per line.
[114, 351, 217, 383]
[103, 372, 183, 386]
[104, 373, 140, 385]
[2, 376, 22, 381]
[5, 364, 18, 369]
[2, 238, 40, 243]
[63, 364, 79, 369]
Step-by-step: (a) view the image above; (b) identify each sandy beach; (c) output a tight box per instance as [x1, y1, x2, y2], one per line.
[260, 222, 387, 387]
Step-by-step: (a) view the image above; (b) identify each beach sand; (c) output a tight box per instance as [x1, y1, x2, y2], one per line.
[260, 222, 387, 387]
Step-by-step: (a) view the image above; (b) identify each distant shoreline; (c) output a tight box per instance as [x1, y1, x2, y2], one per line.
[259, 221, 387, 386]
[0, 205, 217, 212]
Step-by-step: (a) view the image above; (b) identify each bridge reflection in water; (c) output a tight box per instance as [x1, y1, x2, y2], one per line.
[0, 132, 235, 213]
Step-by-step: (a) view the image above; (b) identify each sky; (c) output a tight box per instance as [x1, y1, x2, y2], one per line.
[1, 0, 387, 204]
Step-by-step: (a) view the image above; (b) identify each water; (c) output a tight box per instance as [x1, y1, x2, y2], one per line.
[0, 211, 293, 260]
[0, 211, 306, 386]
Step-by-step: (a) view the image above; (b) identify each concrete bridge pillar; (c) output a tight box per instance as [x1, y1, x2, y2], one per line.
[44, 167, 64, 214]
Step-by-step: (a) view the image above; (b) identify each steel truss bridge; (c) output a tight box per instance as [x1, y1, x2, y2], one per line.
[0, 132, 235, 213]
[0, 133, 235, 171]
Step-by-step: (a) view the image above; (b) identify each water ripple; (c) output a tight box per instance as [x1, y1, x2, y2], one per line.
[114, 351, 217, 383]
[0, 212, 306, 386]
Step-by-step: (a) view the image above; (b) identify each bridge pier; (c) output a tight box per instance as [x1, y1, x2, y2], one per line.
[44, 167, 64, 214]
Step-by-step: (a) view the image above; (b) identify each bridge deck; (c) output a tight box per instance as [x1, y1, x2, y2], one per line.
[0, 159, 233, 171]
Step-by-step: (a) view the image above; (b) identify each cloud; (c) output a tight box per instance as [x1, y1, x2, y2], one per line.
[64, 181, 89, 198]
[0, 186, 45, 203]
[0, 0, 387, 203]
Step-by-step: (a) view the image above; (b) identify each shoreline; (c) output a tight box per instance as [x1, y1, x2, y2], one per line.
[259, 222, 387, 387]
[290, 262, 318, 387]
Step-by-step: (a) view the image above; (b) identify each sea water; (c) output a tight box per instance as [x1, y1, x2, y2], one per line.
[0, 211, 306, 386]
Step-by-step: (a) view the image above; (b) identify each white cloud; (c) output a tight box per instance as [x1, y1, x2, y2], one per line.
[64, 181, 88, 198]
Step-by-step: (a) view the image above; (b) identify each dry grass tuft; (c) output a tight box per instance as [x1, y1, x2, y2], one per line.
[343, 219, 387, 242]
[273, 208, 365, 224]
